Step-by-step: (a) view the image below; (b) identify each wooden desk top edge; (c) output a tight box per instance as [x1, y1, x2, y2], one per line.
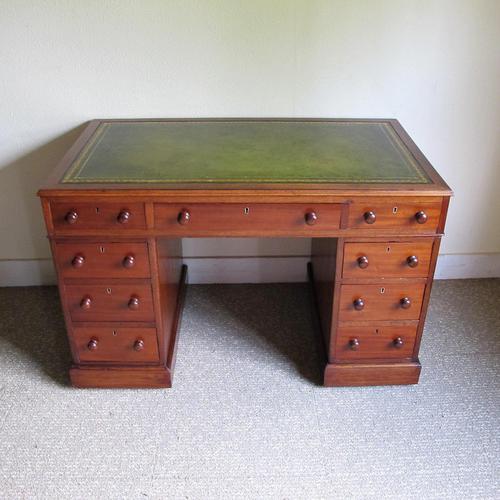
[38, 118, 452, 198]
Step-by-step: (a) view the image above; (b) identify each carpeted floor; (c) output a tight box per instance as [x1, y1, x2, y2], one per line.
[0, 279, 498, 499]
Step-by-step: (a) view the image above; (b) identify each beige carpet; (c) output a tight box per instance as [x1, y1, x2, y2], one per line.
[0, 279, 498, 499]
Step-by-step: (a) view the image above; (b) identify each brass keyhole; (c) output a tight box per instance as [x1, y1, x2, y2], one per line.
[380, 287, 385, 294]
[95, 207, 100, 214]
[392, 207, 398, 214]
[106, 288, 112, 295]
[244, 207, 250, 215]
[99, 246, 105, 253]
[112, 330, 117, 336]
[387, 246, 391, 253]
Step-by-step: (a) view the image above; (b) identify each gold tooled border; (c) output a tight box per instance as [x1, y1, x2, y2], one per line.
[62, 121, 431, 184]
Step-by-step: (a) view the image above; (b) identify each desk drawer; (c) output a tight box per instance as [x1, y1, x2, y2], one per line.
[51, 202, 146, 231]
[334, 324, 417, 360]
[338, 283, 425, 321]
[342, 241, 433, 278]
[55, 242, 151, 279]
[73, 326, 159, 363]
[347, 198, 441, 232]
[65, 283, 155, 322]
[154, 203, 342, 236]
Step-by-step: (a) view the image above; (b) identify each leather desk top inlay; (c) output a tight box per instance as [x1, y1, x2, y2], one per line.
[62, 120, 431, 185]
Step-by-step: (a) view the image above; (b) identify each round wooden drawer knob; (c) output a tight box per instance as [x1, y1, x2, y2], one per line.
[393, 337, 404, 348]
[72, 254, 85, 268]
[400, 297, 411, 309]
[134, 339, 145, 351]
[128, 295, 140, 310]
[178, 209, 190, 225]
[117, 210, 131, 224]
[353, 298, 365, 311]
[65, 210, 79, 224]
[357, 255, 369, 269]
[415, 211, 428, 224]
[305, 211, 318, 226]
[407, 255, 419, 268]
[349, 338, 360, 350]
[123, 254, 135, 268]
[80, 295, 92, 309]
[87, 338, 98, 351]
[363, 211, 376, 224]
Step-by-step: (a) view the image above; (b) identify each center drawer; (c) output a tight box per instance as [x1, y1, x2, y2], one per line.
[338, 283, 425, 321]
[65, 283, 155, 322]
[154, 203, 343, 236]
[54, 242, 151, 279]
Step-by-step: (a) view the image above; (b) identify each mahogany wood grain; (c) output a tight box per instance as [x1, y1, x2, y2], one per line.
[69, 365, 172, 388]
[310, 239, 338, 350]
[347, 198, 442, 232]
[155, 238, 183, 367]
[38, 118, 452, 389]
[73, 326, 159, 363]
[65, 283, 154, 322]
[51, 201, 146, 231]
[324, 360, 421, 386]
[342, 240, 433, 278]
[54, 241, 150, 278]
[412, 237, 442, 357]
[66, 266, 187, 388]
[154, 203, 343, 237]
[338, 283, 426, 321]
[165, 264, 188, 372]
[333, 324, 417, 361]
[438, 196, 451, 234]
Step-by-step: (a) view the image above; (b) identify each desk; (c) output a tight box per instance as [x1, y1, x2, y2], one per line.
[38, 119, 451, 388]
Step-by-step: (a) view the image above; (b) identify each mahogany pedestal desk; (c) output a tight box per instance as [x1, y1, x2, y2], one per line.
[38, 119, 452, 388]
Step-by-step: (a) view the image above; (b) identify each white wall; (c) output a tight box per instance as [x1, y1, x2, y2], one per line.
[1, 0, 499, 284]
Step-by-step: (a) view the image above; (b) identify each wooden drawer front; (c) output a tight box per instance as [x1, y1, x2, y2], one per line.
[154, 203, 342, 235]
[347, 198, 441, 232]
[342, 241, 433, 278]
[51, 202, 146, 230]
[55, 242, 150, 279]
[334, 324, 417, 360]
[73, 326, 159, 363]
[338, 283, 425, 321]
[65, 284, 155, 322]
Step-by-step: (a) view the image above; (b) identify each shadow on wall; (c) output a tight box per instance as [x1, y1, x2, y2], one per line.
[0, 123, 88, 261]
[474, 157, 500, 253]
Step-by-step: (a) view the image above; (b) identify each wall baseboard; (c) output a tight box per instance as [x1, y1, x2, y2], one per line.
[433, 253, 500, 279]
[0, 259, 57, 287]
[0, 253, 499, 287]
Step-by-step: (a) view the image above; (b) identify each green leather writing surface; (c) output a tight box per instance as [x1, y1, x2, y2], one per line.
[62, 121, 430, 184]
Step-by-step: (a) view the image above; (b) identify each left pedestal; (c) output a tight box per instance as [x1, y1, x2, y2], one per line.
[45, 209, 186, 388]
